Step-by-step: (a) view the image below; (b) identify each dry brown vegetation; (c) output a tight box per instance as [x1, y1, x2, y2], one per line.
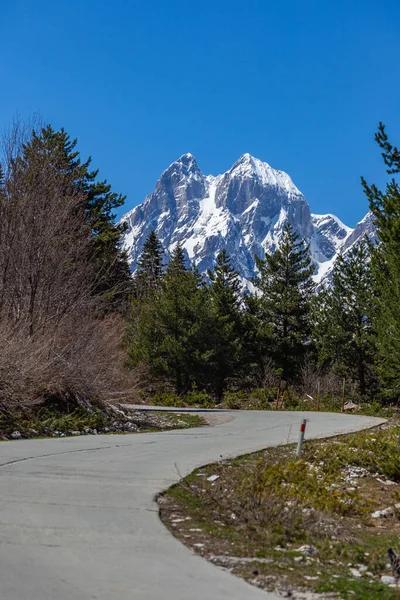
[0, 120, 137, 416]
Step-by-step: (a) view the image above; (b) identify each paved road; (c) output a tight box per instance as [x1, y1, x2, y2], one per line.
[0, 410, 384, 600]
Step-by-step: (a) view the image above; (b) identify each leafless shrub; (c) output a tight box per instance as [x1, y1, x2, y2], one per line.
[0, 121, 136, 411]
[260, 356, 279, 389]
[298, 358, 350, 402]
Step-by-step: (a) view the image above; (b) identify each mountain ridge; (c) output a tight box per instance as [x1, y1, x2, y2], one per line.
[120, 153, 375, 287]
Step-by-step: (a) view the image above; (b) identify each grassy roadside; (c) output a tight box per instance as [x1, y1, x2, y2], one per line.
[0, 405, 206, 441]
[159, 420, 400, 599]
[146, 389, 397, 420]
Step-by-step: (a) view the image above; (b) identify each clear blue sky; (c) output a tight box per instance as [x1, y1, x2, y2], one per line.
[1, 0, 400, 226]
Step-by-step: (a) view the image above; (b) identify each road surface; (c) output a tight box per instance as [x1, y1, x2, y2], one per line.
[0, 410, 384, 600]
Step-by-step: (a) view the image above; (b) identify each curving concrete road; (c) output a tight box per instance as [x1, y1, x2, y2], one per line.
[0, 410, 384, 600]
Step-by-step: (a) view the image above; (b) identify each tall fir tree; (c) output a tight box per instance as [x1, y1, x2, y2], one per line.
[254, 223, 315, 381]
[167, 243, 186, 274]
[20, 126, 131, 306]
[134, 230, 163, 297]
[362, 123, 400, 394]
[312, 240, 376, 396]
[207, 250, 243, 399]
[240, 291, 272, 386]
[127, 244, 211, 393]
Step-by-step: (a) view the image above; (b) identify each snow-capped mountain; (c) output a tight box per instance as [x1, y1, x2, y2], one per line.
[120, 153, 375, 287]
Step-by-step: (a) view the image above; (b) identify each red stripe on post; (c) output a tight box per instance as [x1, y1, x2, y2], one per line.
[300, 423, 306, 432]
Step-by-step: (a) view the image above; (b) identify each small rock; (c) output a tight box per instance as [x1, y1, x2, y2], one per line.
[371, 507, 394, 518]
[207, 475, 220, 482]
[294, 556, 304, 563]
[349, 568, 362, 578]
[381, 575, 396, 585]
[193, 543, 204, 548]
[296, 545, 317, 556]
[11, 431, 22, 440]
[377, 478, 397, 486]
[344, 401, 360, 411]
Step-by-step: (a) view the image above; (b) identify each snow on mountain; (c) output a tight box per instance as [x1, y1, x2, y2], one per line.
[120, 153, 374, 288]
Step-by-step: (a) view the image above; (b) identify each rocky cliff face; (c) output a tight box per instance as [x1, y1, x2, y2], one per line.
[120, 153, 375, 287]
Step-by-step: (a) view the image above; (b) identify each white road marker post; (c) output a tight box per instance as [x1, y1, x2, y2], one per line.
[296, 418, 308, 459]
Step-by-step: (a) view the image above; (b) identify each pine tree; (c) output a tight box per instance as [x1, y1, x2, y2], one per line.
[168, 243, 186, 273]
[362, 123, 400, 393]
[254, 223, 315, 381]
[313, 240, 376, 396]
[20, 126, 131, 306]
[207, 250, 243, 399]
[241, 292, 273, 386]
[134, 231, 163, 297]
[127, 245, 211, 394]
[191, 262, 206, 288]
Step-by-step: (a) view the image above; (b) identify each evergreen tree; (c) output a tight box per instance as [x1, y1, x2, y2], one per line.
[254, 223, 315, 381]
[134, 231, 163, 297]
[362, 123, 400, 393]
[312, 240, 376, 396]
[207, 250, 243, 398]
[191, 262, 206, 289]
[241, 292, 273, 387]
[127, 245, 211, 393]
[168, 243, 186, 273]
[20, 126, 131, 306]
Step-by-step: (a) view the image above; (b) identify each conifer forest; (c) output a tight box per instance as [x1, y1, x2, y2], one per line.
[1, 121, 400, 415]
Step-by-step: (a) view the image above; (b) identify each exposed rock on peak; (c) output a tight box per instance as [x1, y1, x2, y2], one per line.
[120, 154, 374, 289]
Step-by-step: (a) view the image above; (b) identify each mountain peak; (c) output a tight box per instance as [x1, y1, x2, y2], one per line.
[176, 153, 197, 167]
[232, 153, 259, 170]
[120, 153, 372, 288]
[237, 152, 254, 162]
[161, 153, 202, 183]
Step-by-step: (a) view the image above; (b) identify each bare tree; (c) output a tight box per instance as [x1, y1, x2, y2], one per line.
[0, 121, 135, 410]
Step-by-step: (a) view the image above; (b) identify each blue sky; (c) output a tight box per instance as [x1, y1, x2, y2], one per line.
[1, 0, 400, 226]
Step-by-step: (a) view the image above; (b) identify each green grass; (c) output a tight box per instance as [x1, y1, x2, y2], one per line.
[159, 421, 400, 599]
[157, 412, 206, 428]
[145, 386, 397, 418]
[317, 578, 397, 599]
[0, 405, 207, 440]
